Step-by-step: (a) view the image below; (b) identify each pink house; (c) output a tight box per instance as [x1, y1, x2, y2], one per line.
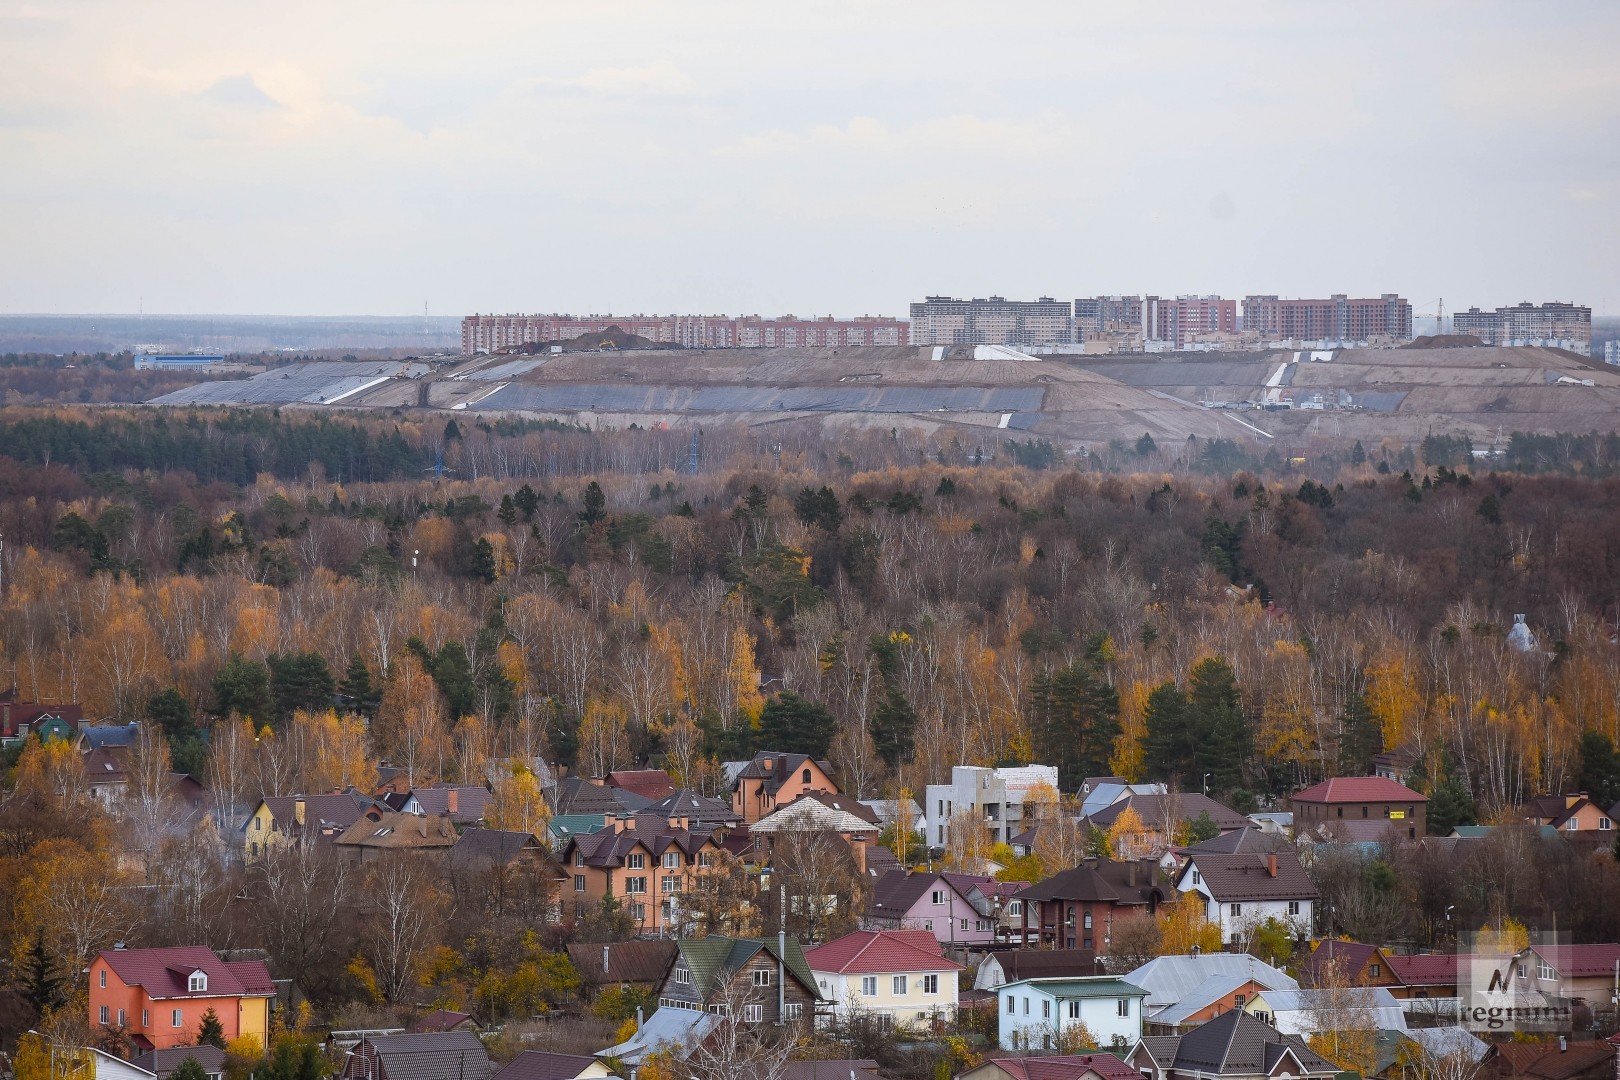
[864, 870, 1021, 950]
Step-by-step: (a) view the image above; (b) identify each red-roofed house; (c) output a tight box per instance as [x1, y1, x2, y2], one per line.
[1519, 943, 1620, 1005]
[90, 947, 274, 1051]
[960, 1052, 1143, 1080]
[604, 770, 677, 801]
[1290, 777, 1427, 839]
[805, 929, 963, 1030]
[1383, 953, 1460, 999]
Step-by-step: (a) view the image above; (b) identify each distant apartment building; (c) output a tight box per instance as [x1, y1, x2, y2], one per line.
[1605, 339, 1619, 366]
[1453, 301, 1591, 354]
[1241, 294, 1413, 343]
[1073, 296, 1145, 337]
[1144, 295, 1238, 348]
[908, 296, 1072, 346]
[460, 313, 906, 354]
[925, 764, 1059, 849]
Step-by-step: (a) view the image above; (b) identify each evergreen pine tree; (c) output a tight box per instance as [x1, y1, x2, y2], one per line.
[20, 932, 61, 1017]
[1187, 657, 1250, 793]
[498, 494, 518, 528]
[196, 1008, 226, 1049]
[868, 688, 917, 769]
[757, 691, 837, 758]
[340, 654, 379, 717]
[1142, 681, 1195, 783]
[172, 1059, 211, 1080]
[1029, 660, 1121, 789]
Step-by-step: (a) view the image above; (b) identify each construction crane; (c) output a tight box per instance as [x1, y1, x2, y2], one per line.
[1411, 298, 1448, 337]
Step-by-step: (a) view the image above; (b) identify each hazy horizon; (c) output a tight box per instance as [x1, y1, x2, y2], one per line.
[4, 1, 1617, 318]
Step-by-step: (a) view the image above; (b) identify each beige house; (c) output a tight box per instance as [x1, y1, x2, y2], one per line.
[805, 929, 962, 1031]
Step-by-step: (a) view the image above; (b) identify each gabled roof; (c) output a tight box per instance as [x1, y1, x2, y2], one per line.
[643, 788, 740, 825]
[795, 790, 880, 824]
[1254, 987, 1410, 1034]
[1384, 952, 1459, 987]
[1016, 865, 1121, 904]
[450, 828, 552, 870]
[1081, 782, 1168, 819]
[1168, 1009, 1337, 1076]
[806, 930, 962, 975]
[1406, 1026, 1487, 1064]
[1177, 851, 1317, 901]
[492, 1051, 602, 1080]
[132, 1046, 226, 1079]
[1087, 793, 1249, 832]
[565, 940, 678, 987]
[97, 947, 273, 1000]
[984, 949, 1105, 982]
[604, 769, 676, 800]
[564, 818, 719, 868]
[1296, 939, 1382, 987]
[79, 722, 141, 750]
[868, 870, 965, 917]
[548, 814, 608, 842]
[674, 935, 823, 1003]
[1181, 828, 1296, 857]
[409, 785, 491, 823]
[751, 795, 878, 835]
[1523, 943, 1620, 977]
[335, 809, 457, 850]
[1005, 976, 1149, 1000]
[596, 1008, 718, 1067]
[731, 751, 834, 796]
[1546, 797, 1607, 830]
[551, 776, 653, 816]
[1290, 777, 1427, 803]
[1481, 1040, 1615, 1080]
[1125, 954, 1297, 1010]
[83, 745, 129, 783]
[1150, 974, 1265, 1027]
[978, 1052, 1140, 1080]
[365, 1032, 491, 1080]
[250, 792, 378, 837]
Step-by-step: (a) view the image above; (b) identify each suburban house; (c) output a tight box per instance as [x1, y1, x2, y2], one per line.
[975, 949, 1106, 991]
[564, 940, 678, 1005]
[653, 935, 822, 1025]
[84, 746, 130, 805]
[1173, 851, 1317, 945]
[1515, 943, 1620, 1005]
[603, 769, 677, 801]
[997, 976, 1148, 1052]
[748, 791, 880, 876]
[89, 946, 274, 1052]
[1083, 793, 1251, 853]
[1289, 777, 1428, 840]
[0, 696, 81, 745]
[409, 1010, 477, 1034]
[1296, 939, 1401, 990]
[1124, 954, 1297, 1026]
[1161, 827, 1296, 876]
[86, 1048, 159, 1080]
[1244, 987, 1409, 1034]
[729, 751, 839, 824]
[386, 784, 490, 825]
[644, 788, 742, 830]
[1478, 1040, 1617, 1080]
[595, 1010, 719, 1073]
[446, 828, 563, 880]
[1127, 1009, 1339, 1080]
[806, 929, 963, 1030]
[1525, 794, 1614, 836]
[1383, 953, 1460, 1000]
[958, 1052, 1142, 1080]
[339, 1032, 491, 1080]
[491, 1051, 611, 1080]
[131, 1046, 225, 1080]
[559, 813, 726, 935]
[1013, 858, 1167, 950]
[1143, 974, 1280, 1034]
[332, 810, 457, 863]
[551, 776, 654, 817]
[240, 792, 381, 858]
[924, 763, 1058, 849]
[865, 870, 1003, 950]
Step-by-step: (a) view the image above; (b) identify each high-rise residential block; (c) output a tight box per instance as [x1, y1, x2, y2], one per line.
[907, 296, 1072, 346]
[1241, 294, 1413, 343]
[1453, 301, 1591, 354]
[460, 312, 907, 354]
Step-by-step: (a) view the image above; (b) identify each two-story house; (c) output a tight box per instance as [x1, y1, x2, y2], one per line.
[332, 810, 458, 864]
[1296, 940, 1401, 990]
[924, 764, 1059, 849]
[1013, 858, 1167, 950]
[1128, 1009, 1339, 1080]
[1289, 777, 1427, 841]
[654, 935, 823, 1025]
[1525, 794, 1614, 838]
[729, 752, 838, 824]
[865, 870, 1007, 950]
[559, 813, 725, 934]
[997, 976, 1148, 1052]
[89, 947, 274, 1051]
[1173, 851, 1316, 945]
[1083, 793, 1251, 856]
[339, 1032, 491, 1080]
[1514, 943, 1620, 1006]
[806, 930, 962, 1031]
[240, 792, 381, 859]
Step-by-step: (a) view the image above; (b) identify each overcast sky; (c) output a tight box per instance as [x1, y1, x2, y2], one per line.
[2, 1, 1617, 317]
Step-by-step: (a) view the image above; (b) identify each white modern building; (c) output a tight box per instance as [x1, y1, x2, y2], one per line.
[997, 976, 1148, 1052]
[926, 764, 1059, 849]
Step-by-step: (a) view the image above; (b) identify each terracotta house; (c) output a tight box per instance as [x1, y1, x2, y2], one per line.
[1296, 939, 1401, 990]
[1526, 794, 1614, 837]
[559, 813, 725, 934]
[730, 751, 838, 824]
[89, 946, 274, 1052]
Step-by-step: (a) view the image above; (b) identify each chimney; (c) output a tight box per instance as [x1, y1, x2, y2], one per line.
[761, 757, 773, 773]
[447, 787, 459, 816]
[623, 816, 636, 831]
[1267, 852, 1278, 878]
[603, 946, 611, 974]
[1128, 861, 1138, 887]
[604, 812, 618, 831]
[851, 834, 868, 877]
[294, 796, 306, 826]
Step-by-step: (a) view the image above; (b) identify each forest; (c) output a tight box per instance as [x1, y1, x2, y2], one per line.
[6, 400, 1620, 1052]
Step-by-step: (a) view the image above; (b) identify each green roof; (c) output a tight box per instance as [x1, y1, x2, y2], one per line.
[549, 814, 607, 838]
[677, 936, 824, 1002]
[1009, 977, 1149, 998]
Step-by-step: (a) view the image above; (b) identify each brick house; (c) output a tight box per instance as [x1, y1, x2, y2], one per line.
[89, 947, 274, 1052]
[730, 752, 838, 824]
[559, 813, 726, 935]
[1013, 858, 1167, 950]
[1289, 777, 1427, 840]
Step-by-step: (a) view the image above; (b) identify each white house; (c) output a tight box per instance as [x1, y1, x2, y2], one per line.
[1173, 851, 1316, 946]
[926, 764, 1058, 849]
[805, 929, 962, 1031]
[997, 977, 1147, 1052]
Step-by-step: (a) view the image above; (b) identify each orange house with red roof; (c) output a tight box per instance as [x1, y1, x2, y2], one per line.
[89, 947, 274, 1051]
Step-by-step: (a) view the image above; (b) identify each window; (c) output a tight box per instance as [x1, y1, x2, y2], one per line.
[1288, 900, 1301, 916]
[893, 975, 907, 996]
[99, 1005, 109, 1025]
[1083, 912, 1093, 929]
[118, 1009, 125, 1026]
[1566, 817, 1578, 831]
[1118, 998, 1131, 1017]
[574, 851, 585, 867]
[1191, 870, 1201, 885]
[630, 902, 646, 920]
[699, 850, 715, 866]
[172, 1009, 183, 1028]
[142, 1010, 148, 1027]
[1336, 807, 1343, 818]
[1361, 806, 1368, 818]
[627, 853, 646, 869]
[1230, 903, 1243, 917]
[254, 818, 262, 831]
[753, 969, 774, 986]
[924, 920, 933, 932]
[802, 768, 812, 784]
[932, 889, 945, 906]
[960, 919, 969, 931]
[99, 970, 107, 988]
[625, 876, 648, 893]
[1069, 1000, 1081, 1019]
[864, 976, 878, 997]
[1005, 994, 1013, 1013]
[1042, 999, 1051, 1019]
[784, 1002, 803, 1019]
[1369, 963, 1381, 978]
[663, 875, 680, 893]
[744, 1004, 763, 1023]
[1234, 994, 1246, 1008]
[923, 974, 938, 994]
[1538, 960, 1555, 981]
[188, 972, 207, 992]
[675, 967, 692, 985]
[664, 851, 680, 868]
[1009, 900, 1022, 917]
[1602, 817, 1613, 831]
[1023, 997, 1029, 1015]
[574, 875, 586, 892]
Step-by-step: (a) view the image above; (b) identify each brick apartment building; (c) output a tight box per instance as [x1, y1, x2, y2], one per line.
[460, 313, 907, 354]
[1241, 294, 1413, 342]
[1144, 295, 1238, 348]
[1453, 301, 1591, 354]
[908, 296, 1073, 346]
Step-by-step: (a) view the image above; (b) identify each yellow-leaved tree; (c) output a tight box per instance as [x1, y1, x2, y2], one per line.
[488, 765, 550, 835]
[1158, 898, 1223, 955]
[1106, 805, 1153, 861]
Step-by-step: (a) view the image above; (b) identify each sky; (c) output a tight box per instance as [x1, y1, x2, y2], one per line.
[1, 0, 1617, 318]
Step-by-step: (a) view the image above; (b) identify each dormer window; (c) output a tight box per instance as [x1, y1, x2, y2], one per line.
[189, 971, 208, 993]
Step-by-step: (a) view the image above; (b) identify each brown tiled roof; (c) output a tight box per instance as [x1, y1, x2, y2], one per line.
[605, 769, 677, 800]
[1384, 952, 1459, 987]
[551, 776, 653, 816]
[1484, 1041, 1616, 1080]
[564, 818, 719, 869]
[733, 751, 834, 797]
[1169, 1009, 1337, 1076]
[1177, 851, 1317, 901]
[979, 1052, 1141, 1080]
[334, 810, 457, 851]
[1087, 793, 1249, 832]
[410, 785, 491, 823]
[1296, 939, 1380, 987]
[492, 1052, 600, 1080]
[987, 949, 1105, 980]
[133, 1046, 226, 1079]
[566, 940, 678, 987]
